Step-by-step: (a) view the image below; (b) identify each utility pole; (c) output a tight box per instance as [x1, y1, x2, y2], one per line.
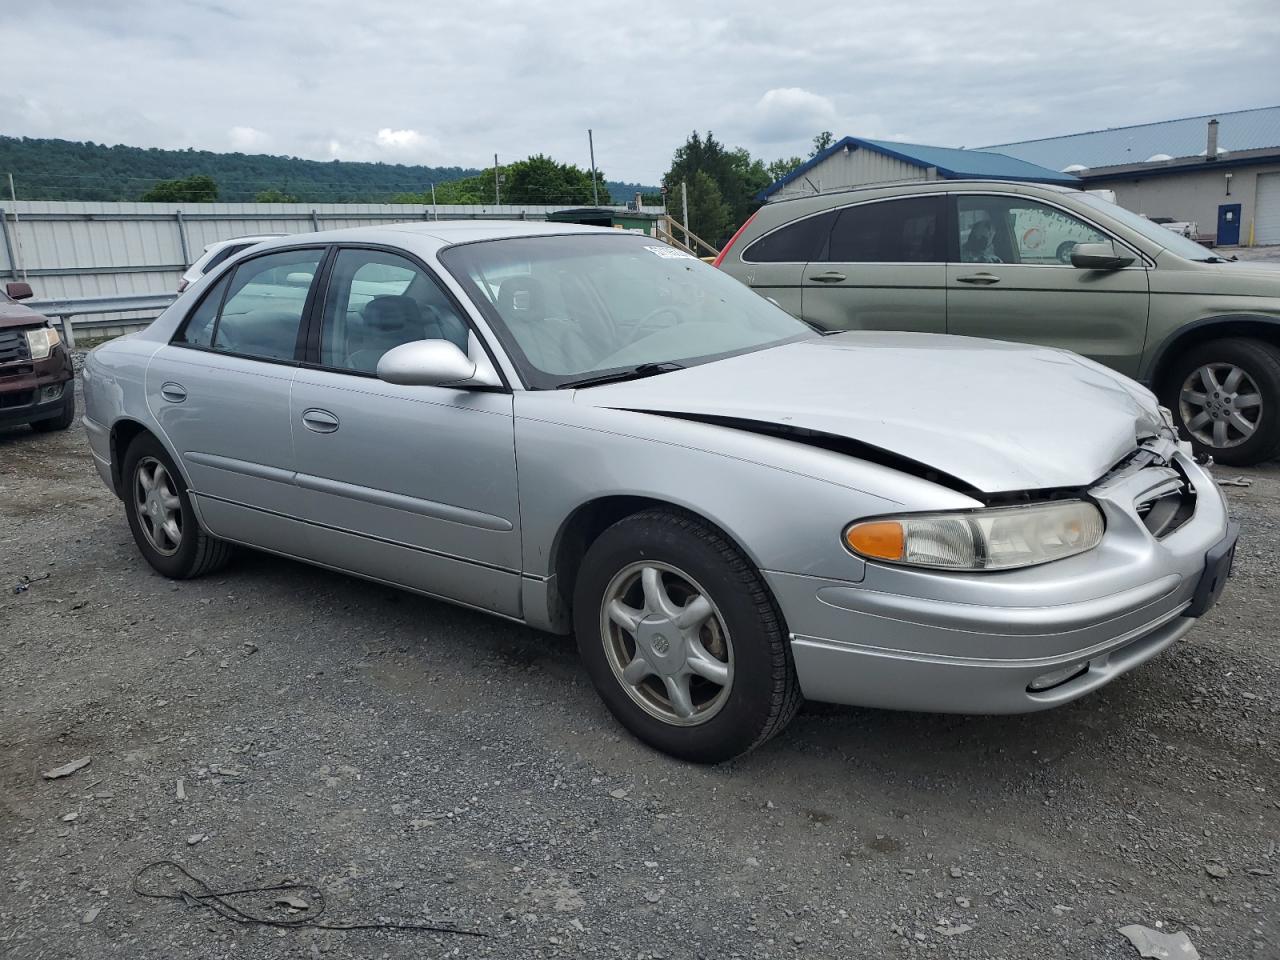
[494, 154, 500, 205]
[681, 180, 690, 250]
[430, 182, 438, 220]
[588, 129, 600, 206]
[7, 173, 26, 280]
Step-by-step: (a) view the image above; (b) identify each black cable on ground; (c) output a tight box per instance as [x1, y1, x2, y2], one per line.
[133, 860, 487, 937]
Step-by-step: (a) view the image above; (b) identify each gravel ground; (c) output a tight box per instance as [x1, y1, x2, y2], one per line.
[2, 378, 1278, 960]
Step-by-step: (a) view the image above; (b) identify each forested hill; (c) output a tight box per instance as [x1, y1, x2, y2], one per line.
[0, 136, 656, 204]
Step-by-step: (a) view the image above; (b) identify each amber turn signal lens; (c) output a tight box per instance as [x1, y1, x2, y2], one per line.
[844, 521, 905, 561]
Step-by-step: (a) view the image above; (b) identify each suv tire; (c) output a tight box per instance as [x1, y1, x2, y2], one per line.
[573, 508, 802, 763]
[1164, 337, 1280, 466]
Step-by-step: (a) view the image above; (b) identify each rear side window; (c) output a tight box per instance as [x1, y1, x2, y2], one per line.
[174, 274, 229, 347]
[173, 248, 323, 362]
[200, 243, 248, 275]
[742, 211, 836, 263]
[823, 196, 944, 263]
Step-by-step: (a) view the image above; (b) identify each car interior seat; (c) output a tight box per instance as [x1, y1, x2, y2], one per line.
[346, 295, 426, 373]
[497, 276, 597, 374]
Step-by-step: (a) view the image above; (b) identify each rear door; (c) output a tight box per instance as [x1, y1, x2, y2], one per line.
[945, 193, 1150, 375]
[289, 245, 522, 616]
[147, 246, 326, 549]
[735, 211, 836, 318]
[800, 195, 947, 333]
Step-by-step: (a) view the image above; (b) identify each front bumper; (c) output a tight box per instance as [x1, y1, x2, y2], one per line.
[770, 446, 1235, 714]
[0, 342, 74, 427]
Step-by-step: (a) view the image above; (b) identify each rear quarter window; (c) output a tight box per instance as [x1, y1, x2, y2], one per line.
[742, 211, 836, 263]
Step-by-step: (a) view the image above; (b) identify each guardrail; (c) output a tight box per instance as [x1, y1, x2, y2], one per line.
[27, 293, 178, 348]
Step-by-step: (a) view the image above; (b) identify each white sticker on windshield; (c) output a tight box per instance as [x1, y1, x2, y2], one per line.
[644, 244, 696, 260]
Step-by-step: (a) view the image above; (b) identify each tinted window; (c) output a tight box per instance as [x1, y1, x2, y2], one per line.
[824, 197, 944, 263]
[956, 196, 1108, 265]
[207, 249, 323, 362]
[201, 243, 247, 275]
[742, 211, 835, 263]
[174, 274, 229, 347]
[319, 249, 470, 374]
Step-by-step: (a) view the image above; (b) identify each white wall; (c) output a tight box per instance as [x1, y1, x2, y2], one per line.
[770, 148, 931, 201]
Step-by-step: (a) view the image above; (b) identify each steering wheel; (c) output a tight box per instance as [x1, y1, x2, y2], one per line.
[626, 306, 682, 345]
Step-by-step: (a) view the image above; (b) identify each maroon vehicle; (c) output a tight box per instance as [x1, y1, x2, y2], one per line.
[0, 282, 76, 433]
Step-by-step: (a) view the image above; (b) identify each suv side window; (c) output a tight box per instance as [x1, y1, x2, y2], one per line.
[199, 249, 323, 362]
[319, 248, 470, 374]
[956, 196, 1109, 265]
[824, 196, 944, 263]
[201, 243, 248, 275]
[742, 211, 836, 263]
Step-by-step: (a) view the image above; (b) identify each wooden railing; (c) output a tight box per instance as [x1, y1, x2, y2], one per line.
[655, 215, 720, 260]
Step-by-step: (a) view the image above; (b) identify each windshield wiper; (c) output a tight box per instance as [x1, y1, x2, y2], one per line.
[556, 362, 685, 389]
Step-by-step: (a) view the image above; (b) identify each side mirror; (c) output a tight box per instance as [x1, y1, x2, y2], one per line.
[5, 281, 33, 300]
[377, 339, 479, 387]
[1070, 242, 1135, 271]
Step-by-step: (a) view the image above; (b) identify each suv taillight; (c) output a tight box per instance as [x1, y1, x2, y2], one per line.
[712, 211, 758, 268]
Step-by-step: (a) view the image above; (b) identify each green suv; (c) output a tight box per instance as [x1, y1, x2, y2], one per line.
[716, 180, 1280, 465]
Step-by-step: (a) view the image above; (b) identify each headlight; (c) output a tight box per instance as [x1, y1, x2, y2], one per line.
[24, 325, 61, 361]
[844, 501, 1105, 571]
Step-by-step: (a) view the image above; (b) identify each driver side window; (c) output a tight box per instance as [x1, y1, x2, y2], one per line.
[318, 249, 470, 375]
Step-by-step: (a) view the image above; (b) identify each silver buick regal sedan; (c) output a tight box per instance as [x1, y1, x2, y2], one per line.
[82, 222, 1238, 762]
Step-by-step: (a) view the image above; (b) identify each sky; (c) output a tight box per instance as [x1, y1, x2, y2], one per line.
[2, 0, 1278, 185]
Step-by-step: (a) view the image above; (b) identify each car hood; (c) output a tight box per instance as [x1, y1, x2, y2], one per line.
[0, 298, 49, 330]
[579, 332, 1165, 493]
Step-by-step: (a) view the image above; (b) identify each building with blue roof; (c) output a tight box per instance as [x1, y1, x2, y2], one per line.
[985, 106, 1280, 246]
[758, 136, 1078, 204]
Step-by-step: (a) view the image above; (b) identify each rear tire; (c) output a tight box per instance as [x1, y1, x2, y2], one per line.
[573, 509, 801, 763]
[30, 386, 76, 433]
[1162, 337, 1280, 466]
[122, 433, 233, 579]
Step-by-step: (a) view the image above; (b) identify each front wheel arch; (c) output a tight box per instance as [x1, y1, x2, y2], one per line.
[1146, 315, 1280, 391]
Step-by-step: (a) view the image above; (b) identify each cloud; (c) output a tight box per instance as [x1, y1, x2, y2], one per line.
[228, 126, 269, 150]
[749, 88, 839, 143]
[0, 0, 1277, 183]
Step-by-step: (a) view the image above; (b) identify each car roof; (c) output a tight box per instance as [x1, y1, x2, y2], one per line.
[201, 234, 286, 252]
[244, 219, 623, 254]
[762, 178, 1078, 208]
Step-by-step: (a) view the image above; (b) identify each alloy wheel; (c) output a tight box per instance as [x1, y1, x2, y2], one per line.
[1179, 363, 1263, 449]
[599, 562, 734, 726]
[134, 456, 183, 556]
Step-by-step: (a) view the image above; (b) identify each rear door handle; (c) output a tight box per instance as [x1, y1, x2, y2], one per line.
[301, 408, 340, 433]
[809, 271, 847, 283]
[160, 382, 187, 403]
[955, 273, 1001, 285]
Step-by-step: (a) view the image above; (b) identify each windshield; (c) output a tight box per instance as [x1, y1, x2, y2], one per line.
[1074, 192, 1225, 261]
[440, 233, 814, 388]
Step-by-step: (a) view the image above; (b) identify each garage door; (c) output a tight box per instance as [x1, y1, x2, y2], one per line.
[1256, 172, 1280, 245]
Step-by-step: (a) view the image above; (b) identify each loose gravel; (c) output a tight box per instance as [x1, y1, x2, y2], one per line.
[2, 378, 1277, 959]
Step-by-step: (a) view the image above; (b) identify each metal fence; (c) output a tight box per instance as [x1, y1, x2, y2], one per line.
[1, 200, 665, 337]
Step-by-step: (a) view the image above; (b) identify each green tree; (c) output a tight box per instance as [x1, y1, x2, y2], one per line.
[254, 187, 298, 202]
[504, 154, 603, 205]
[662, 131, 768, 245]
[140, 174, 219, 202]
[811, 131, 835, 156]
[766, 156, 803, 182]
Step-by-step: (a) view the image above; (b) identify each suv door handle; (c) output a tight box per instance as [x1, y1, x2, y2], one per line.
[301, 408, 340, 433]
[809, 271, 847, 283]
[160, 382, 187, 403]
[955, 273, 1000, 285]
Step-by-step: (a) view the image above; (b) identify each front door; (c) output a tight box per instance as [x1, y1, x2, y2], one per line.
[147, 246, 325, 549]
[289, 246, 522, 616]
[945, 194, 1150, 376]
[1217, 203, 1241, 246]
[800, 195, 947, 334]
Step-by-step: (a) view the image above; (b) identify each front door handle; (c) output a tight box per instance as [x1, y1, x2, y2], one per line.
[809, 271, 847, 283]
[300, 408, 340, 433]
[955, 273, 1001, 285]
[160, 382, 187, 403]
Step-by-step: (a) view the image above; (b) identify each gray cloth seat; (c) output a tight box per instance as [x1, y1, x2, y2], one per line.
[346, 295, 431, 373]
[496, 277, 596, 375]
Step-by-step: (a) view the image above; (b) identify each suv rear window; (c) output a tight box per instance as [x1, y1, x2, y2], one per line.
[742, 211, 836, 263]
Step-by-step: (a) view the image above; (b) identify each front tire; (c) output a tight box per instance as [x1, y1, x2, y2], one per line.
[1163, 337, 1280, 466]
[122, 433, 233, 579]
[573, 509, 801, 763]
